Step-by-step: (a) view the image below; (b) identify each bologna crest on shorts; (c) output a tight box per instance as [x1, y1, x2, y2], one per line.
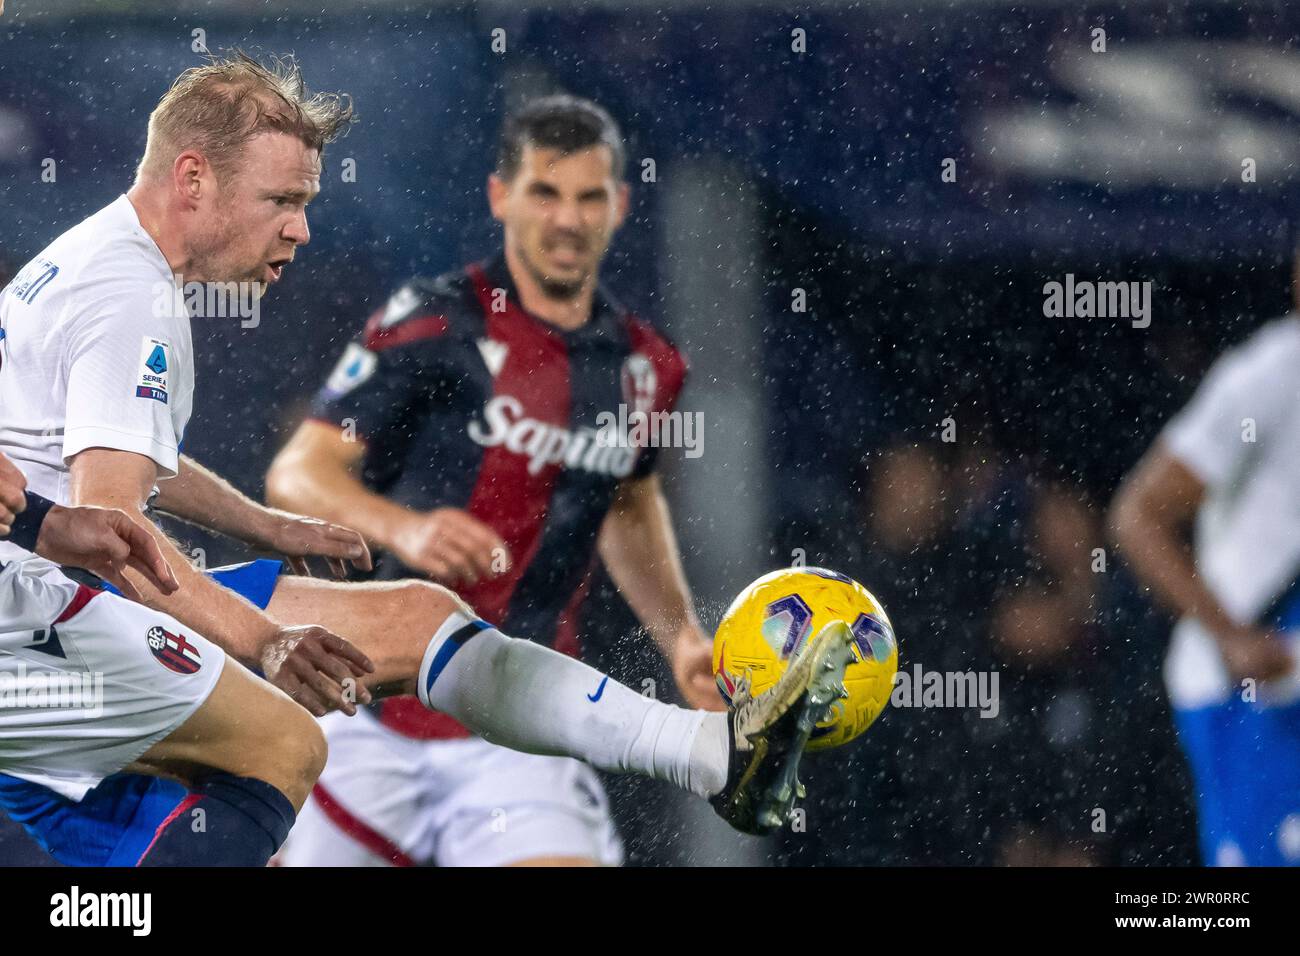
[146, 625, 202, 674]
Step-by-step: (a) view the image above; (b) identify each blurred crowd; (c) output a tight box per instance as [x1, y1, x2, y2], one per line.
[773, 440, 1198, 865]
[753, 202, 1293, 864]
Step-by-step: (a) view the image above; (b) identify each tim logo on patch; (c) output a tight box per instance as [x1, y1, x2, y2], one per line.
[146, 625, 202, 674]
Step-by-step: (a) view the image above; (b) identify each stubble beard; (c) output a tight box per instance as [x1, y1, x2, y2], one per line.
[185, 206, 258, 287]
[521, 244, 592, 302]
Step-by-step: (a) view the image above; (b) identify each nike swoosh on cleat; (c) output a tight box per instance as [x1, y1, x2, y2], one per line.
[587, 676, 609, 702]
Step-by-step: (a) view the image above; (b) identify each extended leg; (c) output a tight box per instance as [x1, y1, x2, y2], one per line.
[263, 576, 859, 834]
[266, 576, 727, 796]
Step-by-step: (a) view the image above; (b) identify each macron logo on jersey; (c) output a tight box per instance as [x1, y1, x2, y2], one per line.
[477, 337, 508, 378]
[135, 337, 171, 404]
[379, 287, 421, 328]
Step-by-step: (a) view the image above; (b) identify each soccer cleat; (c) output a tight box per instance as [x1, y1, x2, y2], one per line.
[710, 619, 858, 835]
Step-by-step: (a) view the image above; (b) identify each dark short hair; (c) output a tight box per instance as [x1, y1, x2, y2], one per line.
[496, 95, 625, 181]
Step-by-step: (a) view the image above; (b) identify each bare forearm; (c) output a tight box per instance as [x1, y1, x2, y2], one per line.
[69, 485, 274, 664]
[266, 446, 414, 553]
[1109, 497, 1235, 635]
[598, 477, 701, 653]
[153, 454, 276, 546]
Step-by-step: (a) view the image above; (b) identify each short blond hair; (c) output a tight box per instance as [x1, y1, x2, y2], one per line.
[137, 50, 355, 184]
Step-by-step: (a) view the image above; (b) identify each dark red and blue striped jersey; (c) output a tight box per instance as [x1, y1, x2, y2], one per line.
[309, 253, 687, 738]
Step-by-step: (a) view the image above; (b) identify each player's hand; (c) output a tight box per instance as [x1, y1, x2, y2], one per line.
[34, 505, 180, 602]
[259, 509, 372, 578]
[389, 508, 510, 587]
[259, 624, 375, 717]
[1214, 625, 1295, 685]
[0, 452, 28, 535]
[671, 624, 726, 711]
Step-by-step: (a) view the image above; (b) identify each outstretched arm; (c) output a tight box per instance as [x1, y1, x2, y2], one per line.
[266, 420, 507, 586]
[154, 453, 372, 577]
[68, 447, 374, 714]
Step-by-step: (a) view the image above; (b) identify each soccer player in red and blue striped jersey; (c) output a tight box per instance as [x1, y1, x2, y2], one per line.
[268, 97, 726, 866]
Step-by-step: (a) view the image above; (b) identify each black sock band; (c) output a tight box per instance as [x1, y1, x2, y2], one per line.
[136, 773, 295, 867]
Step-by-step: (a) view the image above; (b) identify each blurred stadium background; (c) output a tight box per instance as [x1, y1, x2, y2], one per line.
[5, 0, 1300, 865]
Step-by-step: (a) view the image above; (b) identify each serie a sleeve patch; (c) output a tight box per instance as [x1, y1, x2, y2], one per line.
[136, 336, 170, 404]
[322, 341, 379, 400]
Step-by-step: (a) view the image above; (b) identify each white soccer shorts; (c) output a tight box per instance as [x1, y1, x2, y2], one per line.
[0, 561, 225, 801]
[277, 708, 624, 867]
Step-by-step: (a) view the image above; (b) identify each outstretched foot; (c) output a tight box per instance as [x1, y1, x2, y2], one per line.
[710, 620, 856, 835]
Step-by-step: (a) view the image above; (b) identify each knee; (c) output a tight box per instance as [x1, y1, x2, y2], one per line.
[285, 706, 329, 782]
[393, 578, 476, 620]
[262, 703, 328, 806]
[297, 715, 329, 783]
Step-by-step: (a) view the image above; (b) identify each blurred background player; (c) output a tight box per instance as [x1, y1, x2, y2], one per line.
[267, 95, 722, 867]
[1110, 267, 1300, 866]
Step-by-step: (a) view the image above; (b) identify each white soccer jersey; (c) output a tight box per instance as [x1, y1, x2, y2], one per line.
[0, 197, 220, 802]
[0, 194, 193, 568]
[1160, 316, 1300, 708]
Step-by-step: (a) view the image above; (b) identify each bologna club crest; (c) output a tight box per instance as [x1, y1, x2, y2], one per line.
[620, 353, 657, 417]
[146, 625, 202, 674]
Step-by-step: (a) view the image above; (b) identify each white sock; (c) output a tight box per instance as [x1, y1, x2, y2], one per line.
[415, 612, 730, 797]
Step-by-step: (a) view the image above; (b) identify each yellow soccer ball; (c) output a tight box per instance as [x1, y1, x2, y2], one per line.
[712, 567, 898, 751]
